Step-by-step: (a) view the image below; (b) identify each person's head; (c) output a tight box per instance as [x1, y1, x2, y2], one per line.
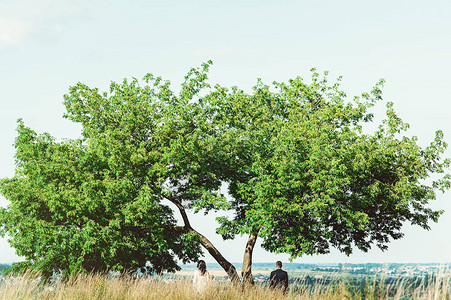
[197, 260, 207, 275]
[276, 261, 282, 269]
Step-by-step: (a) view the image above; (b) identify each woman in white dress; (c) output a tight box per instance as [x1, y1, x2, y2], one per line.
[193, 260, 210, 292]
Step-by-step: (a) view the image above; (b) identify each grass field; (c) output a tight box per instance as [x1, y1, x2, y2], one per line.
[0, 269, 450, 300]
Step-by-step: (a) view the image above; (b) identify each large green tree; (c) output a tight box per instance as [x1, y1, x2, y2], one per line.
[206, 70, 450, 283]
[0, 64, 222, 278]
[0, 62, 449, 283]
[0, 122, 202, 278]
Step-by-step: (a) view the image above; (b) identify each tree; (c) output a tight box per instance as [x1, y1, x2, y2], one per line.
[207, 69, 450, 283]
[0, 62, 449, 284]
[0, 65, 218, 278]
[0, 121, 203, 279]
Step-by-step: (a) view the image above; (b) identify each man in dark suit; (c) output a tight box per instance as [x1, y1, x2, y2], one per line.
[269, 261, 288, 293]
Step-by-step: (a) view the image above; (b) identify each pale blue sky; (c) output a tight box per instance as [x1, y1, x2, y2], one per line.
[1, 0, 450, 265]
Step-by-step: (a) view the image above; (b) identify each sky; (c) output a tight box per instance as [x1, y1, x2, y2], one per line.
[1, 0, 451, 265]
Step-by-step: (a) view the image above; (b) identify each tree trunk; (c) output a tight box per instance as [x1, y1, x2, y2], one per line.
[191, 229, 240, 283]
[241, 229, 259, 286]
[164, 195, 241, 284]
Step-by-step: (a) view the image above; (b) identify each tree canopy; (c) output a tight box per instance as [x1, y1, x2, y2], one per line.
[1, 62, 449, 282]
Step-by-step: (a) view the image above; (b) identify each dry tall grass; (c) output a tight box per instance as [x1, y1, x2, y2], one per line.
[0, 270, 449, 300]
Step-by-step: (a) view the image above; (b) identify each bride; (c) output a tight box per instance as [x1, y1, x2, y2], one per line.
[193, 260, 211, 292]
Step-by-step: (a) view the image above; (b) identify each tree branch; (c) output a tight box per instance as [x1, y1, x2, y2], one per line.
[163, 194, 192, 229]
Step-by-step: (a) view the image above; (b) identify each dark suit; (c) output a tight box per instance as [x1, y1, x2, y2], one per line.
[269, 268, 288, 293]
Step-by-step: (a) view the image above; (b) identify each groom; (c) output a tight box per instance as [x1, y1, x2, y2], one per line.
[269, 261, 288, 293]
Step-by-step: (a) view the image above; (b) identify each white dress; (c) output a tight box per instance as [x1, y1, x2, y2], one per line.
[193, 269, 210, 292]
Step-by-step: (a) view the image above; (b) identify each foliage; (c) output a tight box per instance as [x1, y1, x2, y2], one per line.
[0, 65, 221, 277]
[0, 62, 449, 281]
[210, 68, 450, 258]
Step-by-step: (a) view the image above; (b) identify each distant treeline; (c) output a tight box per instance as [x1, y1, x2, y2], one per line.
[0, 264, 11, 273]
[182, 262, 451, 270]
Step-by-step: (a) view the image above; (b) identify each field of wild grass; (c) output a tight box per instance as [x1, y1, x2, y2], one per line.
[0, 270, 450, 299]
